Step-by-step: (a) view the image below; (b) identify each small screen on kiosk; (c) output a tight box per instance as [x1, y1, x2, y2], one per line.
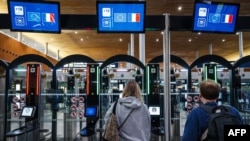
[149, 106, 160, 116]
[84, 106, 98, 117]
[21, 106, 36, 117]
[15, 84, 21, 91]
[119, 84, 124, 91]
[192, 2, 239, 33]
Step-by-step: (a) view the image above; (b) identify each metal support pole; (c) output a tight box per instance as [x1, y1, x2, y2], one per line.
[209, 43, 212, 54]
[17, 32, 22, 42]
[57, 50, 60, 60]
[51, 69, 58, 141]
[130, 34, 135, 69]
[139, 0, 145, 65]
[130, 34, 134, 57]
[163, 13, 171, 141]
[196, 50, 199, 59]
[239, 32, 243, 58]
[45, 42, 48, 55]
[139, 34, 145, 65]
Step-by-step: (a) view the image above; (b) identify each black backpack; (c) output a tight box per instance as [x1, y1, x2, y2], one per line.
[200, 105, 242, 141]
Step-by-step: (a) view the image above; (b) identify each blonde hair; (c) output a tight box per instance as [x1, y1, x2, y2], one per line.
[122, 80, 143, 101]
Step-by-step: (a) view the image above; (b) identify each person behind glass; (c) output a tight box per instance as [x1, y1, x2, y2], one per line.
[103, 80, 151, 141]
[182, 79, 243, 141]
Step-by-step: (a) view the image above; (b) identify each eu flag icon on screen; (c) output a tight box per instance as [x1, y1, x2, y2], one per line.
[224, 125, 250, 141]
[114, 13, 126, 22]
[209, 13, 221, 23]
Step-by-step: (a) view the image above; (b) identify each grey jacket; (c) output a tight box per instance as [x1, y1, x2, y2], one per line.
[103, 96, 151, 141]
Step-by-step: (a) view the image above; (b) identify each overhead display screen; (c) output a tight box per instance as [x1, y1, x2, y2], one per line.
[97, 1, 146, 33]
[193, 2, 239, 34]
[8, 0, 61, 33]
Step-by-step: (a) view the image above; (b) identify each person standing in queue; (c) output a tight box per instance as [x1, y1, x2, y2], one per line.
[103, 80, 151, 141]
[182, 79, 243, 141]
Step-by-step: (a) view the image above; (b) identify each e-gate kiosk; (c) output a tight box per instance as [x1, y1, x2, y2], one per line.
[61, 63, 100, 140]
[203, 63, 218, 82]
[6, 64, 41, 141]
[203, 63, 228, 105]
[96, 56, 146, 139]
[80, 64, 100, 137]
[146, 64, 165, 135]
[25, 64, 40, 122]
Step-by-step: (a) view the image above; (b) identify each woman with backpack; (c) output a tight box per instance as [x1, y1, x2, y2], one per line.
[102, 80, 151, 141]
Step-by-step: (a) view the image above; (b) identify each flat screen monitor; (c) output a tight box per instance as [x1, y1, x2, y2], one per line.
[84, 105, 98, 117]
[7, 0, 61, 33]
[15, 84, 21, 91]
[118, 84, 124, 91]
[21, 106, 36, 118]
[149, 106, 160, 116]
[96, 1, 146, 33]
[192, 2, 239, 34]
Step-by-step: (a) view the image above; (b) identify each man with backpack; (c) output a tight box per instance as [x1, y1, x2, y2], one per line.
[182, 79, 243, 141]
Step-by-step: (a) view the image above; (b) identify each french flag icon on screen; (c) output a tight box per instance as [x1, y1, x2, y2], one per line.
[128, 13, 140, 22]
[43, 13, 55, 22]
[222, 14, 233, 23]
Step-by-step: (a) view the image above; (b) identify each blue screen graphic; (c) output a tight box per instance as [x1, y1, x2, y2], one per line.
[193, 2, 239, 33]
[85, 106, 98, 117]
[8, 0, 61, 33]
[97, 1, 145, 33]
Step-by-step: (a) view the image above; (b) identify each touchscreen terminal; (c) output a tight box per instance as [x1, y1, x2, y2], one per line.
[84, 106, 98, 117]
[149, 106, 160, 116]
[21, 106, 36, 117]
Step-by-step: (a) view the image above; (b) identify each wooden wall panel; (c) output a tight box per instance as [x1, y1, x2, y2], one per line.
[0, 33, 58, 65]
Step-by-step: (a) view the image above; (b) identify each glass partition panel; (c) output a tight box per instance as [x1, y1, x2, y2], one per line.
[40, 90, 87, 140]
[6, 91, 26, 130]
[39, 91, 66, 140]
[234, 87, 250, 125]
[0, 67, 5, 141]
